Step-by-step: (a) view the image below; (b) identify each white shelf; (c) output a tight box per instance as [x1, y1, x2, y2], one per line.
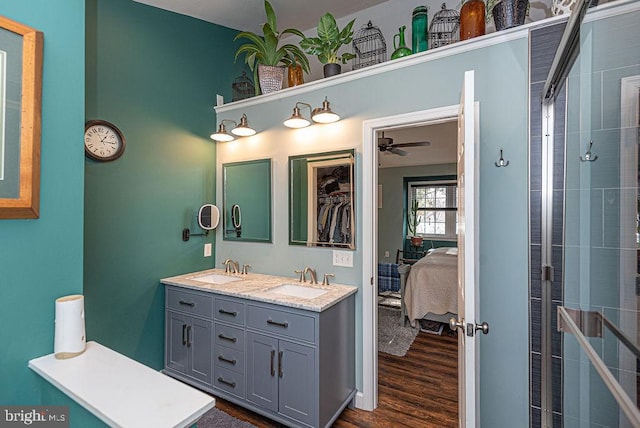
[29, 341, 215, 428]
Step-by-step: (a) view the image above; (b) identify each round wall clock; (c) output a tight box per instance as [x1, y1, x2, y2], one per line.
[84, 120, 126, 162]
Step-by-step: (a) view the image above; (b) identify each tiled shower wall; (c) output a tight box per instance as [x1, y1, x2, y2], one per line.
[529, 21, 567, 427]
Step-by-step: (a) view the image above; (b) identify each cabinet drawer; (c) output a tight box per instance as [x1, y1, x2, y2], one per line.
[214, 366, 245, 399]
[247, 305, 315, 343]
[214, 323, 245, 351]
[214, 345, 245, 374]
[214, 298, 245, 325]
[166, 288, 212, 319]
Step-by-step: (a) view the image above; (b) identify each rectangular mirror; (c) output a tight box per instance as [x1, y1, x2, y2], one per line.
[223, 158, 272, 242]
[289, 149, 355, 249]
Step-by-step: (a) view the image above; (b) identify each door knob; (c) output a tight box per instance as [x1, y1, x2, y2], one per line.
[449, 317, 465, 331]
[475, 322, 489, 335]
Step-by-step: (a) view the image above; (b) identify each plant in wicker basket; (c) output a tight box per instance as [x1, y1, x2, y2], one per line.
[234, 0, 309, 95]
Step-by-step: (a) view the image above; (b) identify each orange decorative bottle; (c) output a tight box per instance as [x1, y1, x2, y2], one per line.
[460, 0, 485, 41]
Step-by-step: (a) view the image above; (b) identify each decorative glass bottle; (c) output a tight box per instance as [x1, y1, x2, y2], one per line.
[287, 64, 304, 87]
[459, 0, 485, 41]
[391, 25, 412, 60]
[412, 6, 429, 53]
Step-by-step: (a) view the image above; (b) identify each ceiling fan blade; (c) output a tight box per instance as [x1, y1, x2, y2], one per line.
[392, 141, 431, 148]
[390, 147, 408, 156]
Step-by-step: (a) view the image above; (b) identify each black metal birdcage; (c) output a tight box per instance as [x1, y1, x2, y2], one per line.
[232, 71, 254, 102]
[352, 21, 387, 70]
[428, 3, 460, 49]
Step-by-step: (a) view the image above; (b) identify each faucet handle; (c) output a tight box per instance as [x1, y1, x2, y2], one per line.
[294, 269, 305, 282]
[322, 273, 335, 286]
[242, 264, 251, 275]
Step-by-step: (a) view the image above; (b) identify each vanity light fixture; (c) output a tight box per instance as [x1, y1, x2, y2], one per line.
[284, 97, 341, 129]
[211, 114, 257, 142]
[231, 113, 256, 137]
[283, 102, 312, 129]
[211, 120, 236, 142]
[311, 97, 340, 124]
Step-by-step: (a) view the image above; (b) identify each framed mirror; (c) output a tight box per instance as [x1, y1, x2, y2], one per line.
[289, 149, 355, 249]
[223, 158, 272, 242]
[0, 17, 43, 219]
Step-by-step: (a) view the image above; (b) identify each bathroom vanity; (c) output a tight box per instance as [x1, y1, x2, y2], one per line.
[160, 269, 357, 428]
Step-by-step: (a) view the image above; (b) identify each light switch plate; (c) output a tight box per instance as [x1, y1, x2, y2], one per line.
[204, 243, 212, 257]
[333, 250, 353, 267]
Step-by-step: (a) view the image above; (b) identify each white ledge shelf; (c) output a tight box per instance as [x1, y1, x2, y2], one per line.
[29, 341, 215, 428]
[215, 0, 634, 115]
[215, 16, 560, 114]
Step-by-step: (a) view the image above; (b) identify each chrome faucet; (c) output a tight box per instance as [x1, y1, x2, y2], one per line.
[303, 267, 318, 284]
[223, 259, 239, 274]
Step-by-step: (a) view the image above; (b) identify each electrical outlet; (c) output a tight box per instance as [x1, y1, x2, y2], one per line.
[384, 251, 390, 258]
[204, 243, 212, 257]
[332, 250, 353, 267]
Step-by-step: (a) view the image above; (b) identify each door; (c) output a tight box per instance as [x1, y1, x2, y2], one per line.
[278, 340, 315, 426]
[188, 317, 212, 384]
[558, 8, 640, 426]
[246, 332, 278, 411]
[451, 69, 482, 427]
[166, 311, 188, 374]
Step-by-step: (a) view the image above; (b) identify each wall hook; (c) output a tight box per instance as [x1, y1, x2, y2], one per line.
[580, 140, 598, 162]
[494, 148, 509, 167]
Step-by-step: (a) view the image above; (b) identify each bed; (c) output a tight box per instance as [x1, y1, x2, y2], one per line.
[400, 247, 458, 326]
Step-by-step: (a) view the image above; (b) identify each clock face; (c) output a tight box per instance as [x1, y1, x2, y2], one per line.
[84, 120, 126, 162]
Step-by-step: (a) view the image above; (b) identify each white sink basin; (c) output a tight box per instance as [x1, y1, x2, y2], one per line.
[266, 284, 329, 299]
[189, 273, 242, 285]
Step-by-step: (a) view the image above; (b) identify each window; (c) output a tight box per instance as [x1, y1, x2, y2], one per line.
[408, 181, 457, 239]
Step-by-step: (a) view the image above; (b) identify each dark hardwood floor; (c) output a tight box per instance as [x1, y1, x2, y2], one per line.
[214, 328, 459, 427]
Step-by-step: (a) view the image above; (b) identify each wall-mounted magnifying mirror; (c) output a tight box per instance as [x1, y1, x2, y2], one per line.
[223, 159, 272, 242]
[289, 149, 355, 249]
[231, 204, 241, 237]
[198, 204, 220, 230]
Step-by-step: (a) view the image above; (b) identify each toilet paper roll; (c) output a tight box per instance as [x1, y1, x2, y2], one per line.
[54, 294, 86, 359]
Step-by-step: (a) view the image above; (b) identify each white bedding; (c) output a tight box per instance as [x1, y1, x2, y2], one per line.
[404, 247, 458, 323]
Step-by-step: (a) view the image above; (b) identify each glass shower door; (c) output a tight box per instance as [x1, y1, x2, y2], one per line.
[561, 4, 640, 427]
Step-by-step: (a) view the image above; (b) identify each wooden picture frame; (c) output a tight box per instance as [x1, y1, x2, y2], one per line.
[0, 16, 43, 219]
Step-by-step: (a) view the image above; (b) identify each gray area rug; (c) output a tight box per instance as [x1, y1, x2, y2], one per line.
[378, 305, 419, 357]
[196, 406, 257, 428]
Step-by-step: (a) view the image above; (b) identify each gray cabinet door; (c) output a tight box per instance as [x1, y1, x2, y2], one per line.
[188, 316, 212, 385]
[246, 332, 278, 412]
[166, 310, 188, 374]
[278, 340, 315, 426]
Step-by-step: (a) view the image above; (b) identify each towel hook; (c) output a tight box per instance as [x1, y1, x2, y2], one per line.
[580, 140, 598, 162]
[494, 148, 509, 167]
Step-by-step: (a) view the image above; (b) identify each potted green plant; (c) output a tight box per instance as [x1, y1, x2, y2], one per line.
[406, 199, 423, 247]
[300, 13, 356, 78]
[234, 0, 310, 95]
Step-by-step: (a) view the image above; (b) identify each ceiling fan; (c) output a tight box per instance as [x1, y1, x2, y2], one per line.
[377, 132, 430, 156]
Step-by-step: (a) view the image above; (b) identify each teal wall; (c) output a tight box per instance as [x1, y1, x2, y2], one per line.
[0, 0, 85, 404]
[217, 37, 531, 425]
[84, 0, 241, 369]
[377, 163, 457, 261]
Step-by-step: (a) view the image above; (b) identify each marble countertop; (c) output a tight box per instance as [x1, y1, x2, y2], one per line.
[160, 268, 358, 312]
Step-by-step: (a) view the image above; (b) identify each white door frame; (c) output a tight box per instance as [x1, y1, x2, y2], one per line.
[360, 105, 460, 410]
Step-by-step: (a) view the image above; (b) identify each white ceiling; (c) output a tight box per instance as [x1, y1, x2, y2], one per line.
[133, 0, 391, 33]
[377, 121, 458, 169]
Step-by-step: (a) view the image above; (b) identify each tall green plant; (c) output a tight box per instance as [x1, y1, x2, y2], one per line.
[300, 13, 356, 64]
[234, 0, 310, 93]
[406, 199, 422, 236]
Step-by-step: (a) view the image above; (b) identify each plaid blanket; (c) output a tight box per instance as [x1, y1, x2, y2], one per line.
[378, 263, 400, 292]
